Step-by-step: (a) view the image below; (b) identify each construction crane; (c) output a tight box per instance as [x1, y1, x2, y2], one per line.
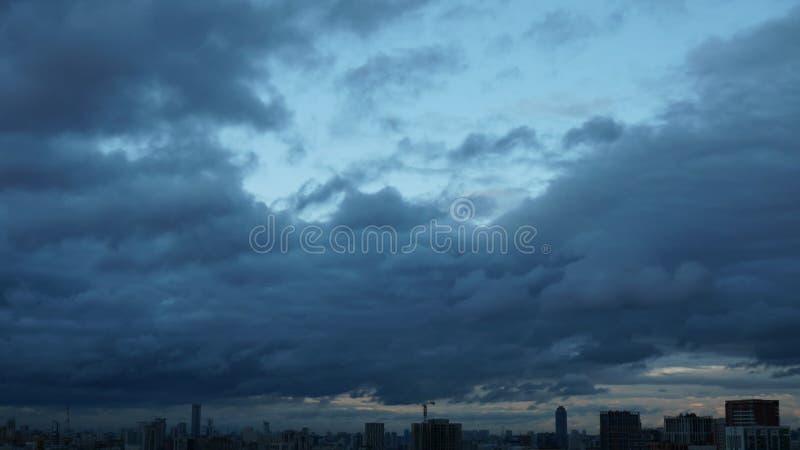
[420, 401, 435, 421]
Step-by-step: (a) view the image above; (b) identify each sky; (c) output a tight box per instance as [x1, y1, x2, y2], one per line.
[1, 0, 800, 435]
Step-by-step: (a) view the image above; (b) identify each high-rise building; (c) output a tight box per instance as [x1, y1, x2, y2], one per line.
[725, 426, 789, 450]
[411, 419, 462, 450]
[600, 411, 643, 450]
[280, 429, 311, 450]
[0, 419, 15, 445]
[557, 406, 568, 450]
[664, 413, 715, 445]
[537, 432, 559, 449]
[122, 428, 142, 450]
[173, 422, 187, 438]
[191, 404, 202, 438]
[141, 419, 166, 450]
[725, 400, 780, 426]
[206, 418, 214, 437]
[241, 426, 258, 443]
[365, 423, 385, 450]
[712, 419, 726, 450]
[173, 436, 189, 450]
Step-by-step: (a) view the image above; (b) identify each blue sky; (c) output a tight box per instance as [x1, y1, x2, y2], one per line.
[238, 0, 797, 210]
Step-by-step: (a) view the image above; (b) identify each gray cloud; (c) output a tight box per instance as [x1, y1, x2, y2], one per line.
[526, 10, 599, 46]
[525, 8, 625, 47]
[0, 1, 304, 135]
[324, 0, 432, 35]
[450, 126, 541, 161]
[562, 116, 624, 148]
[340, 45, 465, 106]
[1, 0, 799, 427]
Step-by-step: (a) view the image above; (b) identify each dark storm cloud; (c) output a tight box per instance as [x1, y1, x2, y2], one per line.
[772, 367, 800, 378]
[2, 2, 800, 413]
[340, 45, 465, 106]
[562, 116, 624, 148]
[497, 7, 800, 371]
[461, 375, 607, 404]
[0, 0, 430, 135]
[577, 341, 662, 365]
[0, 1, 304, 134]
[449, 126, 541, 161]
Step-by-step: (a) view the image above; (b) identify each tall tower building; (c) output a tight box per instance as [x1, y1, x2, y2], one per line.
[191, 404, 201, 438]
[365, 423, 385, 450]
[600, 411, 643, 450]
[725, 399, 779, 426]
[556, 406, 568, 450]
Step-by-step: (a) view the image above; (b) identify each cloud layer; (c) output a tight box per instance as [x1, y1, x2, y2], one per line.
[1, 0, 799, 430]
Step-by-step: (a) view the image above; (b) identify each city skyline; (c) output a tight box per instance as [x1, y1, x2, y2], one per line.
[2, 399, 797, 435]
[1, 399, 798, 450]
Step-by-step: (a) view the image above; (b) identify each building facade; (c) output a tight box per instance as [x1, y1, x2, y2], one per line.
[725, 401, 780, 427]
[192, 404, 202, 438]
[365, 423, 385, 450]
[725, 427, 789, 450]
[664, 414, 715, 445]
[557, 407, 568, 450]
[601, 411, 643, 450]
[411, 419, 462, 450]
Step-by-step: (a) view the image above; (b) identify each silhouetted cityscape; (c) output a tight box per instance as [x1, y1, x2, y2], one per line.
[1, 400, 798, 450]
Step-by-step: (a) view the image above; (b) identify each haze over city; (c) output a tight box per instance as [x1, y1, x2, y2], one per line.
[1, 0, 800, 439]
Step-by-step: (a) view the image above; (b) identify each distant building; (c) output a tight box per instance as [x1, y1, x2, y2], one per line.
[386, 431, 400, 450]
[664, 414, 715, 445]
[353, 432, 363, 450]
[647, 442, 685, 450]
[725, 400, 780, 427]
[537, 432, 559, 449]
[199, 436, 236, 450]
[173, 422, 188, 437]
[725, 426, 789, 450]
[713, 419, 726, 450]
[642, 429, 662, 446]
[206, 419, 214, 438]
[600, 411, 643, 450]
[192, 404, 202, 438]
[0, 419, 15, 444]
[242, 427, 258, 444]
[569, 430, 587, 450]
[173, 436, 189, 450]
[141, 419, 166, 450]
[122, 427, 142, 450]
[557, 407, 568, 450]
[272, 430, 311, 450]
[411, 419, 462, 450]
[365, 423, 385, 450]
